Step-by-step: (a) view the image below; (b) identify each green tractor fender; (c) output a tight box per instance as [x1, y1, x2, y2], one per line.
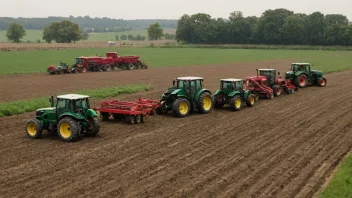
[194, 89, 212, 100]
[58, 112, 85, 121]
[213, 89, 222, 96]
[228, 90, 242, 98]
[84, 109, 98, 118]
[294, 71, 308, 78]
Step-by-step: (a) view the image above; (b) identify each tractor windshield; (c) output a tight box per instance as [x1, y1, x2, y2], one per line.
[76, 58, 82, 64]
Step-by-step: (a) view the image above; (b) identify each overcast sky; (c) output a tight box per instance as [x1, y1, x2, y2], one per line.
[2, 0, 352, 20]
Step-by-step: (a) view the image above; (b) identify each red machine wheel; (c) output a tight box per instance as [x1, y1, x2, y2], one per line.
[273, 87, 282, 96]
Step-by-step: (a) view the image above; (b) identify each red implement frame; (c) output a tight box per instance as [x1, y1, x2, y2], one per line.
[94, 98, 161, 124]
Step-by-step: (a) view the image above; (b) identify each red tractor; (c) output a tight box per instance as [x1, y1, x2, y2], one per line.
[245, 69, 298, 99]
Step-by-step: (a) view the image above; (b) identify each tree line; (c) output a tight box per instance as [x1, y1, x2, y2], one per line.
[176, 9, 352, 46]
[0, 16, 177, 32]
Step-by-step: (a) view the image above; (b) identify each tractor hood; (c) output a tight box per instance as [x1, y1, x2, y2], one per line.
[36, 107, 55, 117]
[311, 70, 323, 76]
[161, 87, 177, 99]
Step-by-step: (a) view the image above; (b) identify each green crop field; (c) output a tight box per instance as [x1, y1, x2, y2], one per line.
[0, 28, 176, 42]
[0, 48, 351, 75]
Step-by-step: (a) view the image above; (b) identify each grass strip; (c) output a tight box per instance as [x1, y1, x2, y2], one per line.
[0, 84, 152, 117]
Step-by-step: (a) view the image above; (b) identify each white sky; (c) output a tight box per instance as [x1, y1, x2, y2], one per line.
[1, 0, 351, 20]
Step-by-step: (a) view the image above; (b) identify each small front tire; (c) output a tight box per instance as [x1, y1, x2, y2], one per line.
[25, 119, 43, 139]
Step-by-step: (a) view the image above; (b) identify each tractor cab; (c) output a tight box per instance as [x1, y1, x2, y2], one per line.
[220, 78, 244, 94]
[75, 57, 84, 65]
[49, 94, 91, 120]
[257, 69, 277, 86]
[106, 52, 118, 58]
[289, 63, 311, 73]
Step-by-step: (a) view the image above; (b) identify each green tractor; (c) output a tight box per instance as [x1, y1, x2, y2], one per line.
[25, 94, 100, 142]
[213, 78, 256, 111]
[285, 63, 327, 88]
[158, 76, 214, 117]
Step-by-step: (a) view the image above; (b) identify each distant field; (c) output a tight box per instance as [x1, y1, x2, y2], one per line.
[0, 48, 351, 74]
[0, 28, 176, 42]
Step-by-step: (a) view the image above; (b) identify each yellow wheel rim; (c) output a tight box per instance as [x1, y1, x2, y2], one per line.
[203, 96, 212, 111]
[250, 97, 255, 104]
[27, 123, 36, 136]
[235, 98, 241, 108]
[60, 123, 72, 139]
[179, 101, 189, 115]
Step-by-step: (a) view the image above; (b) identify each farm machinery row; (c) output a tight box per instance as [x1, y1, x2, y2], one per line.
[47, 52, 148, 74]
[26, 63, 327, 142]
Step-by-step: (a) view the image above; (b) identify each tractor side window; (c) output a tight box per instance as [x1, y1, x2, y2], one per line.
[76, 99, 88, 109]
[235, 81, 243, 91]
[57, 99, 66, 108]
[178, 81, 184, 89]
[190, 81, 196, 88]
[195, 80, 202, 89]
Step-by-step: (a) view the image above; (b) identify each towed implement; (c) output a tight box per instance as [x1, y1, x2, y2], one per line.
[214, 78, 256, 110]
[95, 97, 160, 124]
[245, 69, 298, 99]
[25, 94, 100, 142]
[158, 77, 213, 117]
[285, 63, 327, 88]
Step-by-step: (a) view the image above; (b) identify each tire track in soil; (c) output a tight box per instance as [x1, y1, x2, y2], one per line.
[0, 63, 351, 197]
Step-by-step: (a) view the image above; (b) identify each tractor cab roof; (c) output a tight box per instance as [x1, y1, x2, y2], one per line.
[57, 94, 90, 100]
[221, 78, 243, 82]
[258, 69, 276, 71]
[291, 63, 310, 65]
[176, 77, 203, 81]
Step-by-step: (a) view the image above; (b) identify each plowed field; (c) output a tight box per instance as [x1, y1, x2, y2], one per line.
[0, 60, 351, 198]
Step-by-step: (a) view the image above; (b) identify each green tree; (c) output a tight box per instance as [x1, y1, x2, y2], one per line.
[325, 14, 349, 26]
[120, 34, 127, 40]
[280, 14, 305, 44]
[257, 8, 294, 44]
[82, 32, 89, 40]
[147, 23, 164, 40]
[42, 20, 82, 43]
[115, 35, 119, 41]
[305, 12, 327, 45]
[128, 34, 135, 40]
[6, 22, 26, 43]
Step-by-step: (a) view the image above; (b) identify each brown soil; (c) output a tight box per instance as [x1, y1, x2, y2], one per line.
[0, 60, 351, 198]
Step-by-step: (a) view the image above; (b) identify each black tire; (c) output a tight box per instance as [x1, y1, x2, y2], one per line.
[135, 115, 141, 123]
[197, 92, 213, 114]
[317, 77, 327, 87]
[86, 117, 100, 137]
[273, 86, 282, 97]
[141, 115, 146, 123]
[254, 93, 259, 102]
[126, 63, 134, 70]
[266, 92, 274, 99]
[127, 116, 135, 124]
[214, 94, 224, 109]
[172, 98, 191, 117]
[101, 112, 109, 121]
[246, 94, 256, 107]
[25, 118, 43, 139]
[57, 117, 80, 142]
[295, 74, 308, 88]
[103, 64, 111, 72]
[230, 95, 242, 111]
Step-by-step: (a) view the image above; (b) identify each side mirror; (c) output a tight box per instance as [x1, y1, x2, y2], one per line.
[278, 72, 280, 75]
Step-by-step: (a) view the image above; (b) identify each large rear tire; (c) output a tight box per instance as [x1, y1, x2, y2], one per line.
[58, 117, 80, 142]
[126, 63, 135, 70]
[295, 74, 307, 88]
[86, 117, 100, 137]
[197, 92, 213, 114]
[172, 98, 190, 117]
[25, 118, 43, 139]
[230, 95, 242, 111]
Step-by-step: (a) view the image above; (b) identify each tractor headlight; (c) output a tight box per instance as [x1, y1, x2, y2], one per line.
[36, 110, 44, 117]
